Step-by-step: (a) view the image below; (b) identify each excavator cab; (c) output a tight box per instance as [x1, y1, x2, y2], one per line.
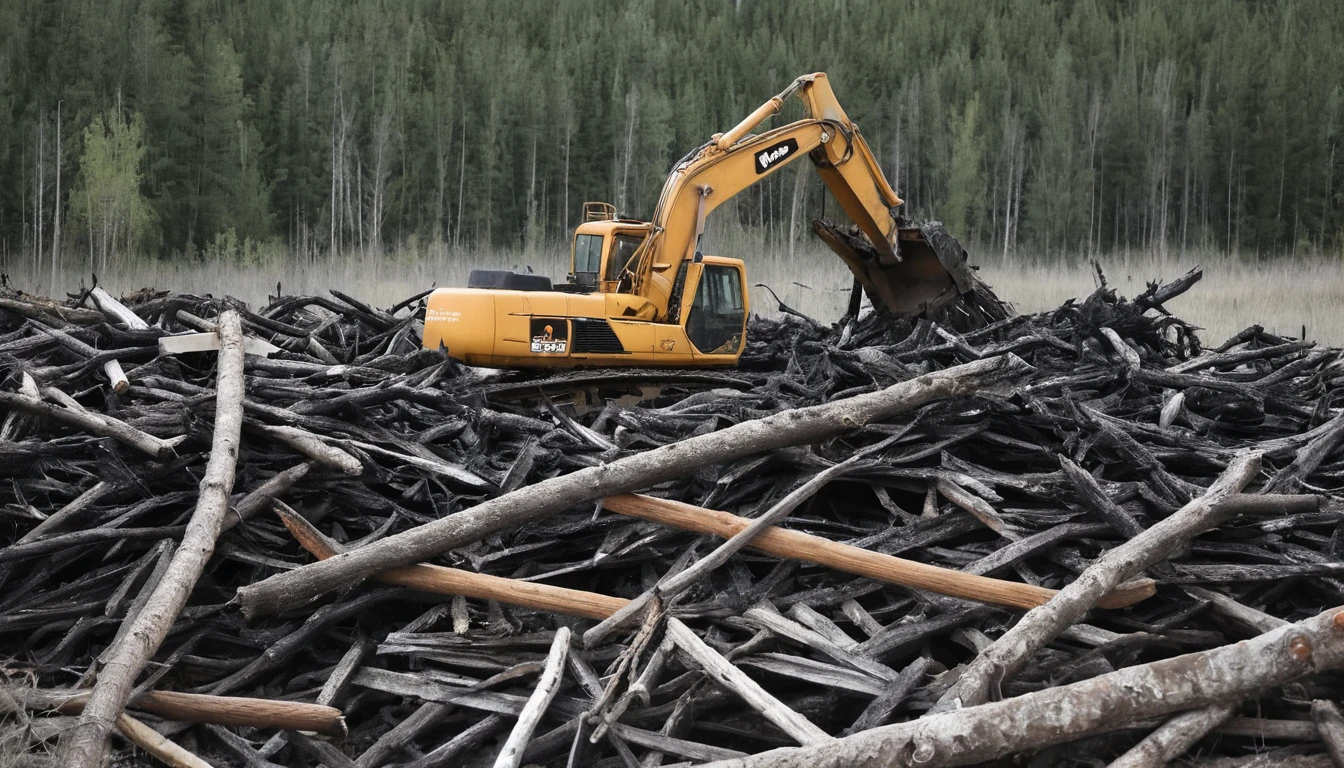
[567, 204, 651, 293]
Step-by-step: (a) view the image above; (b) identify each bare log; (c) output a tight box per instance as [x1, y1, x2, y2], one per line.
[276, 501, 627, 620]
[584, 458, 860, 646]
[102, 360, 129, 394]
[55, 310, 246, 768]
[89, 287, 150, 330]
[493, 627, 571, 768]
[0, 369, 40, 440]
[1107, 703, 1237, 768]
[1099, 327, 1141, 369]
[666, 617, 831, 746]
[1264, 412, 1344, 494]
[701, 606, 1344, 768]
[1312, 699, 1344, 767]
[20, 481, 112, 542]
[7, 686, 345, 737]
[0, 392, 175, 458]
[601, 493, 1153, 611]
[253, 423, 363, 476]
[223, 462, 312, 532]
[113, 712, 211, 768]
[236, 354, 1032, 619]
[945, 451, 1261, 709]
[935, 477, 1021, 540]
[0, 296, 103, 325]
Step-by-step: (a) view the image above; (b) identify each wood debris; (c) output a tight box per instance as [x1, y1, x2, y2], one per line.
[2, 268, 1343, 766]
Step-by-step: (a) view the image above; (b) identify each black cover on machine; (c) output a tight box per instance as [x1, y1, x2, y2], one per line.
[466, 270, 553, 291]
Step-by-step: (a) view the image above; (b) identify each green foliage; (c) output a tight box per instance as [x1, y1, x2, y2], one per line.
[944, 93, 983, 241]
[2, 0, 1342, 263]
[70, 109, 155, 267]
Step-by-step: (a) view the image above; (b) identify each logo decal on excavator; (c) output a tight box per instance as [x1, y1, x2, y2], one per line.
[754, 138, 798, 174]
[529, 318, 568, 354]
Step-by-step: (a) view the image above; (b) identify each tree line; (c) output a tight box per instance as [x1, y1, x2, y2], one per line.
[1, 0, 1340, 273]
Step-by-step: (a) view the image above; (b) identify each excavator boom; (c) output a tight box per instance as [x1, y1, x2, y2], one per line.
[627, 72, 972, 321]
[422, 73, 1001, 369]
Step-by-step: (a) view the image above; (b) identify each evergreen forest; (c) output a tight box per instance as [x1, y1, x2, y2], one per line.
[2, 0, 1342, 274]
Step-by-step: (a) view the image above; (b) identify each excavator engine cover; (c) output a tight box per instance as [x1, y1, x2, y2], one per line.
[467, 269, 552, 292]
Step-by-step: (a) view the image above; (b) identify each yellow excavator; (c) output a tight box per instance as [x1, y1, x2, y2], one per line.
[423, 73, 989, 368]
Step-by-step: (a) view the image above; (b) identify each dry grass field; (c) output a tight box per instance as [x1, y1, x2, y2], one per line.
[6, 232, 1341, 347]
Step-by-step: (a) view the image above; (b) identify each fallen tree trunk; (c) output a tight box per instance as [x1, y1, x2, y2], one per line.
[1106, 703, 1237, 768]
[236, 354, 1032, 619]
[701, 605, 1344, 768]
[493, 627, 571, 768]
[113, 712, 210, 768]
[276, 501, 628, 620]
[601, 493, 1152, 611]
[4, 686, 345, 737]
[667, 617, 831, 747]
[944, 451, 1261, 709]
[584, 458, 862, 647]
[0, 392, 175, 458]
[55, 310, 246, 768]
[275, 496, 1127, 628]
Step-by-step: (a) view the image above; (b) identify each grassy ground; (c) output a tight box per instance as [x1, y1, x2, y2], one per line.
[6, 233, 1341, 347]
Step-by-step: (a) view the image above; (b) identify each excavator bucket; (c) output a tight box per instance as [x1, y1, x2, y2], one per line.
[813, 218, 1011, 329]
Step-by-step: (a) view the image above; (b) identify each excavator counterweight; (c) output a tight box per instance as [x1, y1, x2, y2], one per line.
[423, 73, 1007, 368]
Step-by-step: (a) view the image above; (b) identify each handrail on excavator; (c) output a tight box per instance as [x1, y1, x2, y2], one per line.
[583, 202, 617, 222]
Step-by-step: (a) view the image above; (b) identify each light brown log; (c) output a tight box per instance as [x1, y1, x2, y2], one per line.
[113, 712, 212, 768]
[944, 452, 1261, 710]
[284, 484, 1148, 627]
[0, 391, 174, 458]
[584, 458, 860, 647]
[601, 494, 1153, 611]
[306, 336, 340, 364]
[276, 501, 628, 620]
[56, 310, 246, 768]
[237, 354, 1033, 619]
[174, 309, 215, 332]
[6, 686, 345, 737]
[701, 605, 1344, 768]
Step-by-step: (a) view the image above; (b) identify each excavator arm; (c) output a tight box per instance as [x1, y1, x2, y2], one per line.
[628, 73, 972, 321]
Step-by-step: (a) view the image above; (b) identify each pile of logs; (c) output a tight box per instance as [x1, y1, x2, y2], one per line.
[1, 268, 1343, 768]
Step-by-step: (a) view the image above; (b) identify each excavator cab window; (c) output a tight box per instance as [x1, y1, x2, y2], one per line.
[605, 234, 646, 283]
[572, 233, 603, 289]
[569, 232, 602, 290]
[686, 265, 745, 355]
